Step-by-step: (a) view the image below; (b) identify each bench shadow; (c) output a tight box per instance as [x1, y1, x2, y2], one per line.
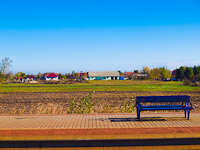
[15, 118, 25, 119]
[108, 117, 166, 122]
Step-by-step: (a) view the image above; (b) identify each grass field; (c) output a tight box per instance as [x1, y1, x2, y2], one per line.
[0, 80, 199, 93]
[0, 80, 199, 114]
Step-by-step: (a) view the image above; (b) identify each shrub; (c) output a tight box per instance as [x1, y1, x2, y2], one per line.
[183, 79, 194, 86]
[69, 90, 98, 114]
[197, 74, 200, 81]
[120, 97, 136, 113]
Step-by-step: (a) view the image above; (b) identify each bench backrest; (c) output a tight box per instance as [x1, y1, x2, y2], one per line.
[136, 95, 190, 104]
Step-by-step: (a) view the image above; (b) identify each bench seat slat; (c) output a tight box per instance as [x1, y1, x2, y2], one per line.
[141, 105, 183, 108]
[136, 96, 190, 103]
[141, 107, 193, 111]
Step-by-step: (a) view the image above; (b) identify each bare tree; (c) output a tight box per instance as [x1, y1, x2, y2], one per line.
[0, 57, 13, 75]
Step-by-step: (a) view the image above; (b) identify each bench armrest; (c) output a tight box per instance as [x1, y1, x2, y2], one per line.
[189, 102, 193, 108]
[136, 103, 142, 110]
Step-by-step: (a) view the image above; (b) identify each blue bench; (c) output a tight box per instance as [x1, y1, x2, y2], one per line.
[136, 95, 193, 120]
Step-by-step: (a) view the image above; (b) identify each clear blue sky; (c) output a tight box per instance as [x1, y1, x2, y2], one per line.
[0, 0, 200, 74]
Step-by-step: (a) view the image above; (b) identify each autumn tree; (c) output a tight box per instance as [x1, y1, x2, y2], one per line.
[74, 73, 80, 79]
[134, 70, 139, 74]
[37, 72, 41, 79]
[15, 72, 22, 77]
[15, 72, 26, 79]
[160, 67, 171, 79]
[166, 69, 172, 79]
[150, 68, 161, 79]
[83, 73, 88, 79]
[21, 73, 26, 79]
[141, 67, 151, 75]
[160, 67, 167, 79]
[63, 75, 66, 81]
[141, 67, 151, 79]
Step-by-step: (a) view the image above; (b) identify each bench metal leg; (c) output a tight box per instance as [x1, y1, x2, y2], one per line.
[185, 110, 187, 118]
[139, 111, 140, 120]
[137, 109, 140, 120]
[138, 112, 140, 120]
[185, 102, 187, 119]
[188, 110, 190, 120]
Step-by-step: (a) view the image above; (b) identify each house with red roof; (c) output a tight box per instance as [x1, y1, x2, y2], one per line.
[41, 73, 58, 80]
[122, 72, 133, 78]
[26, 75, 36, 81]
[125, 72, 133, 75]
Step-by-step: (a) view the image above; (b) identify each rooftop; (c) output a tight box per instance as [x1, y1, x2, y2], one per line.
[88, 71, 119, 77]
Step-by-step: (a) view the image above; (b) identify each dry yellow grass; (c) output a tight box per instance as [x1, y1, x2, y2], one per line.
[0, 91, 199, 114]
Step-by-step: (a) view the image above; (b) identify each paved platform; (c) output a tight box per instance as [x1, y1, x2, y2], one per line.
[0, 112, 200, 141]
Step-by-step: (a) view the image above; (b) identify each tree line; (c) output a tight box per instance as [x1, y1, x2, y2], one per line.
[1, 57, 200, 83]
[143, 67, 171, 80]
[121, 67, 172, 80]
[176, 66, 200, 81]
[120, 65, 200, 83]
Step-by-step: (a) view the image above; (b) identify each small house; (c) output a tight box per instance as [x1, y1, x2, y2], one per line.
[41, 73, 58, 80]
[88, 71, 120, 80]
[26, 75, 36, 81]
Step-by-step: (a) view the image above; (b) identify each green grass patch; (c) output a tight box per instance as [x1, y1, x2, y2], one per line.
[0, 80, 199, 93]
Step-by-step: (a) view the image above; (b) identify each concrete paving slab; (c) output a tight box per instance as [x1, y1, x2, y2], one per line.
[0, 112, 200, 141]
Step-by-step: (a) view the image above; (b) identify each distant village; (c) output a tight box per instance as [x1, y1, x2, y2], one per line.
[14, 71, 144, 83]
[12, 68, 185, 83]
[0, 57, 199, 85]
